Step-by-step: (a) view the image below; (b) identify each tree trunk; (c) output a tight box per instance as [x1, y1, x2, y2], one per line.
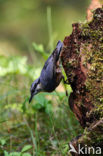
[61, 7, 103, 156]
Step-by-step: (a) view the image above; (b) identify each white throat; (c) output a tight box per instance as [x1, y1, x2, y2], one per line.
[36, 83, 43, 92]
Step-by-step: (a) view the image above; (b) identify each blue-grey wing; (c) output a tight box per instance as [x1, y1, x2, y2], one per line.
[40, 56, 55, 87]
[40, 40, 63, 88]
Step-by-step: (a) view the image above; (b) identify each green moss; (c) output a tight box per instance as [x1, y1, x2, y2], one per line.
[80, 122, 103, 146]
[79, 10, 103, 118]
[63, 8, 103, 131]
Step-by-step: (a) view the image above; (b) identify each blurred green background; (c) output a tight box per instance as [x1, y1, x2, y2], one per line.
[0, 0, 90, 56]
[0, 0, 90, 155]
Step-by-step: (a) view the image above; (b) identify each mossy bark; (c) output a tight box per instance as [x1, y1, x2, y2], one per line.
[86, 0, 102, 21]
[61, 8, 103, 155]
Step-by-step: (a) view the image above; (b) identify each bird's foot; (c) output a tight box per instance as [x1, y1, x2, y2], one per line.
[65, 90, 68, 96]
[62, 76, 69, 84]
[62, 76, 69, 96]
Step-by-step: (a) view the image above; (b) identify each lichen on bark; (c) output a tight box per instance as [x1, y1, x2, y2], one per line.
[61, 8, 103, 155]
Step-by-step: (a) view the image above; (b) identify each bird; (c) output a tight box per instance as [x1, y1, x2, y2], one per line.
[29, 40, 63, 103]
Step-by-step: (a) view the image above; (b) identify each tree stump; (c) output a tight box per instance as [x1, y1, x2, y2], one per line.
[61, 8, 103, 155]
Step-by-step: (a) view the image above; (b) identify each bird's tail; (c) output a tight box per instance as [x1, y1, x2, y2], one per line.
[56, 40, 63, 56]
[52, 40, 63, 62]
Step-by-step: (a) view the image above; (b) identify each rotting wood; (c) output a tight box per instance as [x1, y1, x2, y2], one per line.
[61, 7, 103, 155]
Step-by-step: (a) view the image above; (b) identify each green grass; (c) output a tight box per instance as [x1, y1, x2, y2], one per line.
[0, 61, 82, 155]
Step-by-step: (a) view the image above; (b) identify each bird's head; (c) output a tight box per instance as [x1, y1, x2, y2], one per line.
[29, 78, 43, 103]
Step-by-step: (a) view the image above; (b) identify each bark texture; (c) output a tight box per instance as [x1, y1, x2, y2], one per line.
[87, 0, 102, 21]
[61, 8, 103, 155]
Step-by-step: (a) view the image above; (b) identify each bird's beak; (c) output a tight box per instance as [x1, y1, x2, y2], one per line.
[29, 91, 38, 103]
[29, 95, 33, 103]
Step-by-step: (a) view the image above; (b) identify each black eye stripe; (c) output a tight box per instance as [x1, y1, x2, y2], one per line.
[31, 83, 37, 93]
[30, 78, 40, 93]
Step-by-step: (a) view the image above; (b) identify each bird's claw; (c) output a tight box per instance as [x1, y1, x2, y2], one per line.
[62, 76, 69, 84]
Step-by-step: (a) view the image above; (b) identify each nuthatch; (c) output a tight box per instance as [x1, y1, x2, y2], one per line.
[29, 41, 63, 103]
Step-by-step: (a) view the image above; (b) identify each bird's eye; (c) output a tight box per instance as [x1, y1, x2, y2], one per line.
[31, 83, 37, 93]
